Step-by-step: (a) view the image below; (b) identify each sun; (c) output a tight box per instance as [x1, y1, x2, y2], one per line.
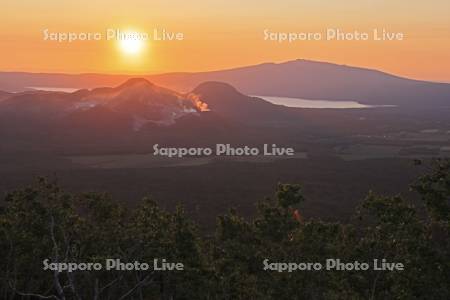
[117, 30, 147, 55]
[119, 37, 143, 55]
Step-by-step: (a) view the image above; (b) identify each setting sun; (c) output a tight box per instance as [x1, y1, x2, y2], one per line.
[119, 36, 143, 55]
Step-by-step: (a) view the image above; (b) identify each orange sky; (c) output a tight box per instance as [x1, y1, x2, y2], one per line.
[1, 0, 450, 82]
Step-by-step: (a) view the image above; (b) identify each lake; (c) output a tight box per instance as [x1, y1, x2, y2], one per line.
[27, 87, 391, 109]
[256, 95, 391, 109]
[27, 86, 80, 93]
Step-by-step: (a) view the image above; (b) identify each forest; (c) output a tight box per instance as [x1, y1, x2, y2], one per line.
[0, 159, 448, 299]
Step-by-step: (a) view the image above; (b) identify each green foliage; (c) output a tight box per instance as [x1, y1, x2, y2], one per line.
[0, 160, 449, 299]
[412, 158, 450, 222]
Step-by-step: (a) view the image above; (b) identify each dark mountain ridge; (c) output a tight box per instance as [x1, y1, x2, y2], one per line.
[1, 59, 449, 107]
[0, 79, 292, 149]
[150, 60, 450, 107]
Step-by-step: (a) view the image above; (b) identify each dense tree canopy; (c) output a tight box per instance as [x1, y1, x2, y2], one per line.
[1, 159, 449, 299]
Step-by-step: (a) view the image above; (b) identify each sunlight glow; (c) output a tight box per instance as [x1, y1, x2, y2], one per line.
[119, 36, 143, 55]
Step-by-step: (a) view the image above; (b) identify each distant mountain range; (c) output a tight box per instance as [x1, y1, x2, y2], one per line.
[0, 73, 448, 160]
[0, 78, 297, 153]
[1, 59, 450, 107]
[0, 78, 286, 129]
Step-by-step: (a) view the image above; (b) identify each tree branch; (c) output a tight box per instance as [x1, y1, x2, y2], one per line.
[49, 215, 66, 300]
[9, 282, 60, 300]
[118, 273, 154, 300]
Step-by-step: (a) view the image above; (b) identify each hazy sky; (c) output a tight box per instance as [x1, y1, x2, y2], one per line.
[1, 0, 449, 81]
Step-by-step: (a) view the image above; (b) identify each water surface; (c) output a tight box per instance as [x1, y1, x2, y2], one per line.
[27, 86, 80, 93]
[256, 95, 390, 109]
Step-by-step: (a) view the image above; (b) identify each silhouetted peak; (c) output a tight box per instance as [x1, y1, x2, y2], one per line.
[192, 81, 241, 97]
[118, 78, 154, 89]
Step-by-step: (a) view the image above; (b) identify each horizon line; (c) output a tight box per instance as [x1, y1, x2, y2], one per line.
[1, 59, 449, 85]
